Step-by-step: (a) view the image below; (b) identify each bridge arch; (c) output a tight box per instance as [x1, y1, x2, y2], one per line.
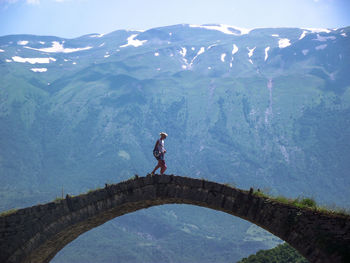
[0, 175, 349, 263]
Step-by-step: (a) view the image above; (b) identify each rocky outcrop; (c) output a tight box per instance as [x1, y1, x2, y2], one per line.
[0, 174, 349, 263]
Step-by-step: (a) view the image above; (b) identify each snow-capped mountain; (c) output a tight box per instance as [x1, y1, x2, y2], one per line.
[1, 24, 348, 78]
[0, 24, 349, 263]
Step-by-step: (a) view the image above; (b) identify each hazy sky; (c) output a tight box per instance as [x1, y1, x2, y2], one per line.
[1, 0, 350, 38]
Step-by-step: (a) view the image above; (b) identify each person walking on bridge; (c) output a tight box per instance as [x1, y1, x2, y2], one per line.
[151, 132, 168, 175]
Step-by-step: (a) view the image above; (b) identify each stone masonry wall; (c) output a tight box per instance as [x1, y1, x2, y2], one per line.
[0, 174, 349, 263]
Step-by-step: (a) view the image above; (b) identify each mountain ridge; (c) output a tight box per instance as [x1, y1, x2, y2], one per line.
[0, 23, 349, 263]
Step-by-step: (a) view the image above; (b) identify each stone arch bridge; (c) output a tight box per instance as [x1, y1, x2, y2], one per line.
[0, 175, 349, 263]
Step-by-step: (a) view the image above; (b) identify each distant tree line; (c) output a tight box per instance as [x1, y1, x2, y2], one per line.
[237, 243, 309, 263]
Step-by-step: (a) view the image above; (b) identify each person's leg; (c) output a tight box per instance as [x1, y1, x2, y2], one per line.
[160, 160, 167, 174]
[151, 165, 159, 174]
[151, 160, 161, 174]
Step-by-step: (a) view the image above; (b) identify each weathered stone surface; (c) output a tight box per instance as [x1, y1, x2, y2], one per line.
[0, 174, 349, 263]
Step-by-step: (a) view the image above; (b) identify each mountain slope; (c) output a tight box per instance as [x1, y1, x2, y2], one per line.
[237, 243, 309, 263]
[0, 24, 349, 262]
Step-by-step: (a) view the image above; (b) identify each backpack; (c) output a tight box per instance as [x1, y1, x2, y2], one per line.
[153, 149, 161, 159]
[153, 140, 161, 159]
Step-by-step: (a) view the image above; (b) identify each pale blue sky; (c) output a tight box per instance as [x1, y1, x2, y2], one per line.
[1, 0, 349, 38]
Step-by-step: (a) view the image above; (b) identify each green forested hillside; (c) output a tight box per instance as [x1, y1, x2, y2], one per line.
[237, 243, 309, 263]
[0, 24, 349, 262]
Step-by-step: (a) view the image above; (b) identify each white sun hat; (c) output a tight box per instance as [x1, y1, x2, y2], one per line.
[159, 132, 168, 137]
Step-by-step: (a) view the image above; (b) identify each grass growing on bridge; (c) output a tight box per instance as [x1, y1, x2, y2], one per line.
[52, 174, 349, 218]
[47, 175, 349, 218]
[0, 208, 17, 217]
[252, 189, 349, 216]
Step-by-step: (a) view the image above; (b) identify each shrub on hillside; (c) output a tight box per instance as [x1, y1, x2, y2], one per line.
[237, 243, 309, 263]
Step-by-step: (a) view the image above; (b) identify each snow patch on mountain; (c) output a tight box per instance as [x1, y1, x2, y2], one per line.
[12, 56, 56, 64]
[197, 47, 205, 56]
[154, 52, 159, 56]
[271, 34, 279, 37]
[90, 33, 105, 38]
[39, 41, 45, 45]
[99, 43, 105, 47]
[303, 28, 332, 33]
[31, 68, 47, 72]
[5, 59, 12, 62]
[264, 47, 270, 61]
[179, 47, 205, 69]
[208, 43, 218, 49]
[180, 47, 189, 68]
[126, 29, 145, 33]
[0, 49, 4, 52]
[314, 34, 336, 42]
[221, 53, 226, 62]
[180, 47, 187, 57]
[25, 41, 92, 53]
[248, 59, 253, 64]
[17, 41, 28, 45]
[190, 47, 205, 67]
[299, 30, 308, 40]
[247, 47, 256, 58]
[341, 33, 347, 37]
[232, 44, 238, 55]
[315, 44, 327, 50]
[230, 44, 239, 67]
[278, 38, 291, 48]
[189, 24, 251, 36]
[120, 34, 147, 48]
[302, 49, 309, 55]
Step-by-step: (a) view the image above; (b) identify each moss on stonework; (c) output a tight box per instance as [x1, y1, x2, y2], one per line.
[0, 208, 18, 217]
[252, 188, 349, 217]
